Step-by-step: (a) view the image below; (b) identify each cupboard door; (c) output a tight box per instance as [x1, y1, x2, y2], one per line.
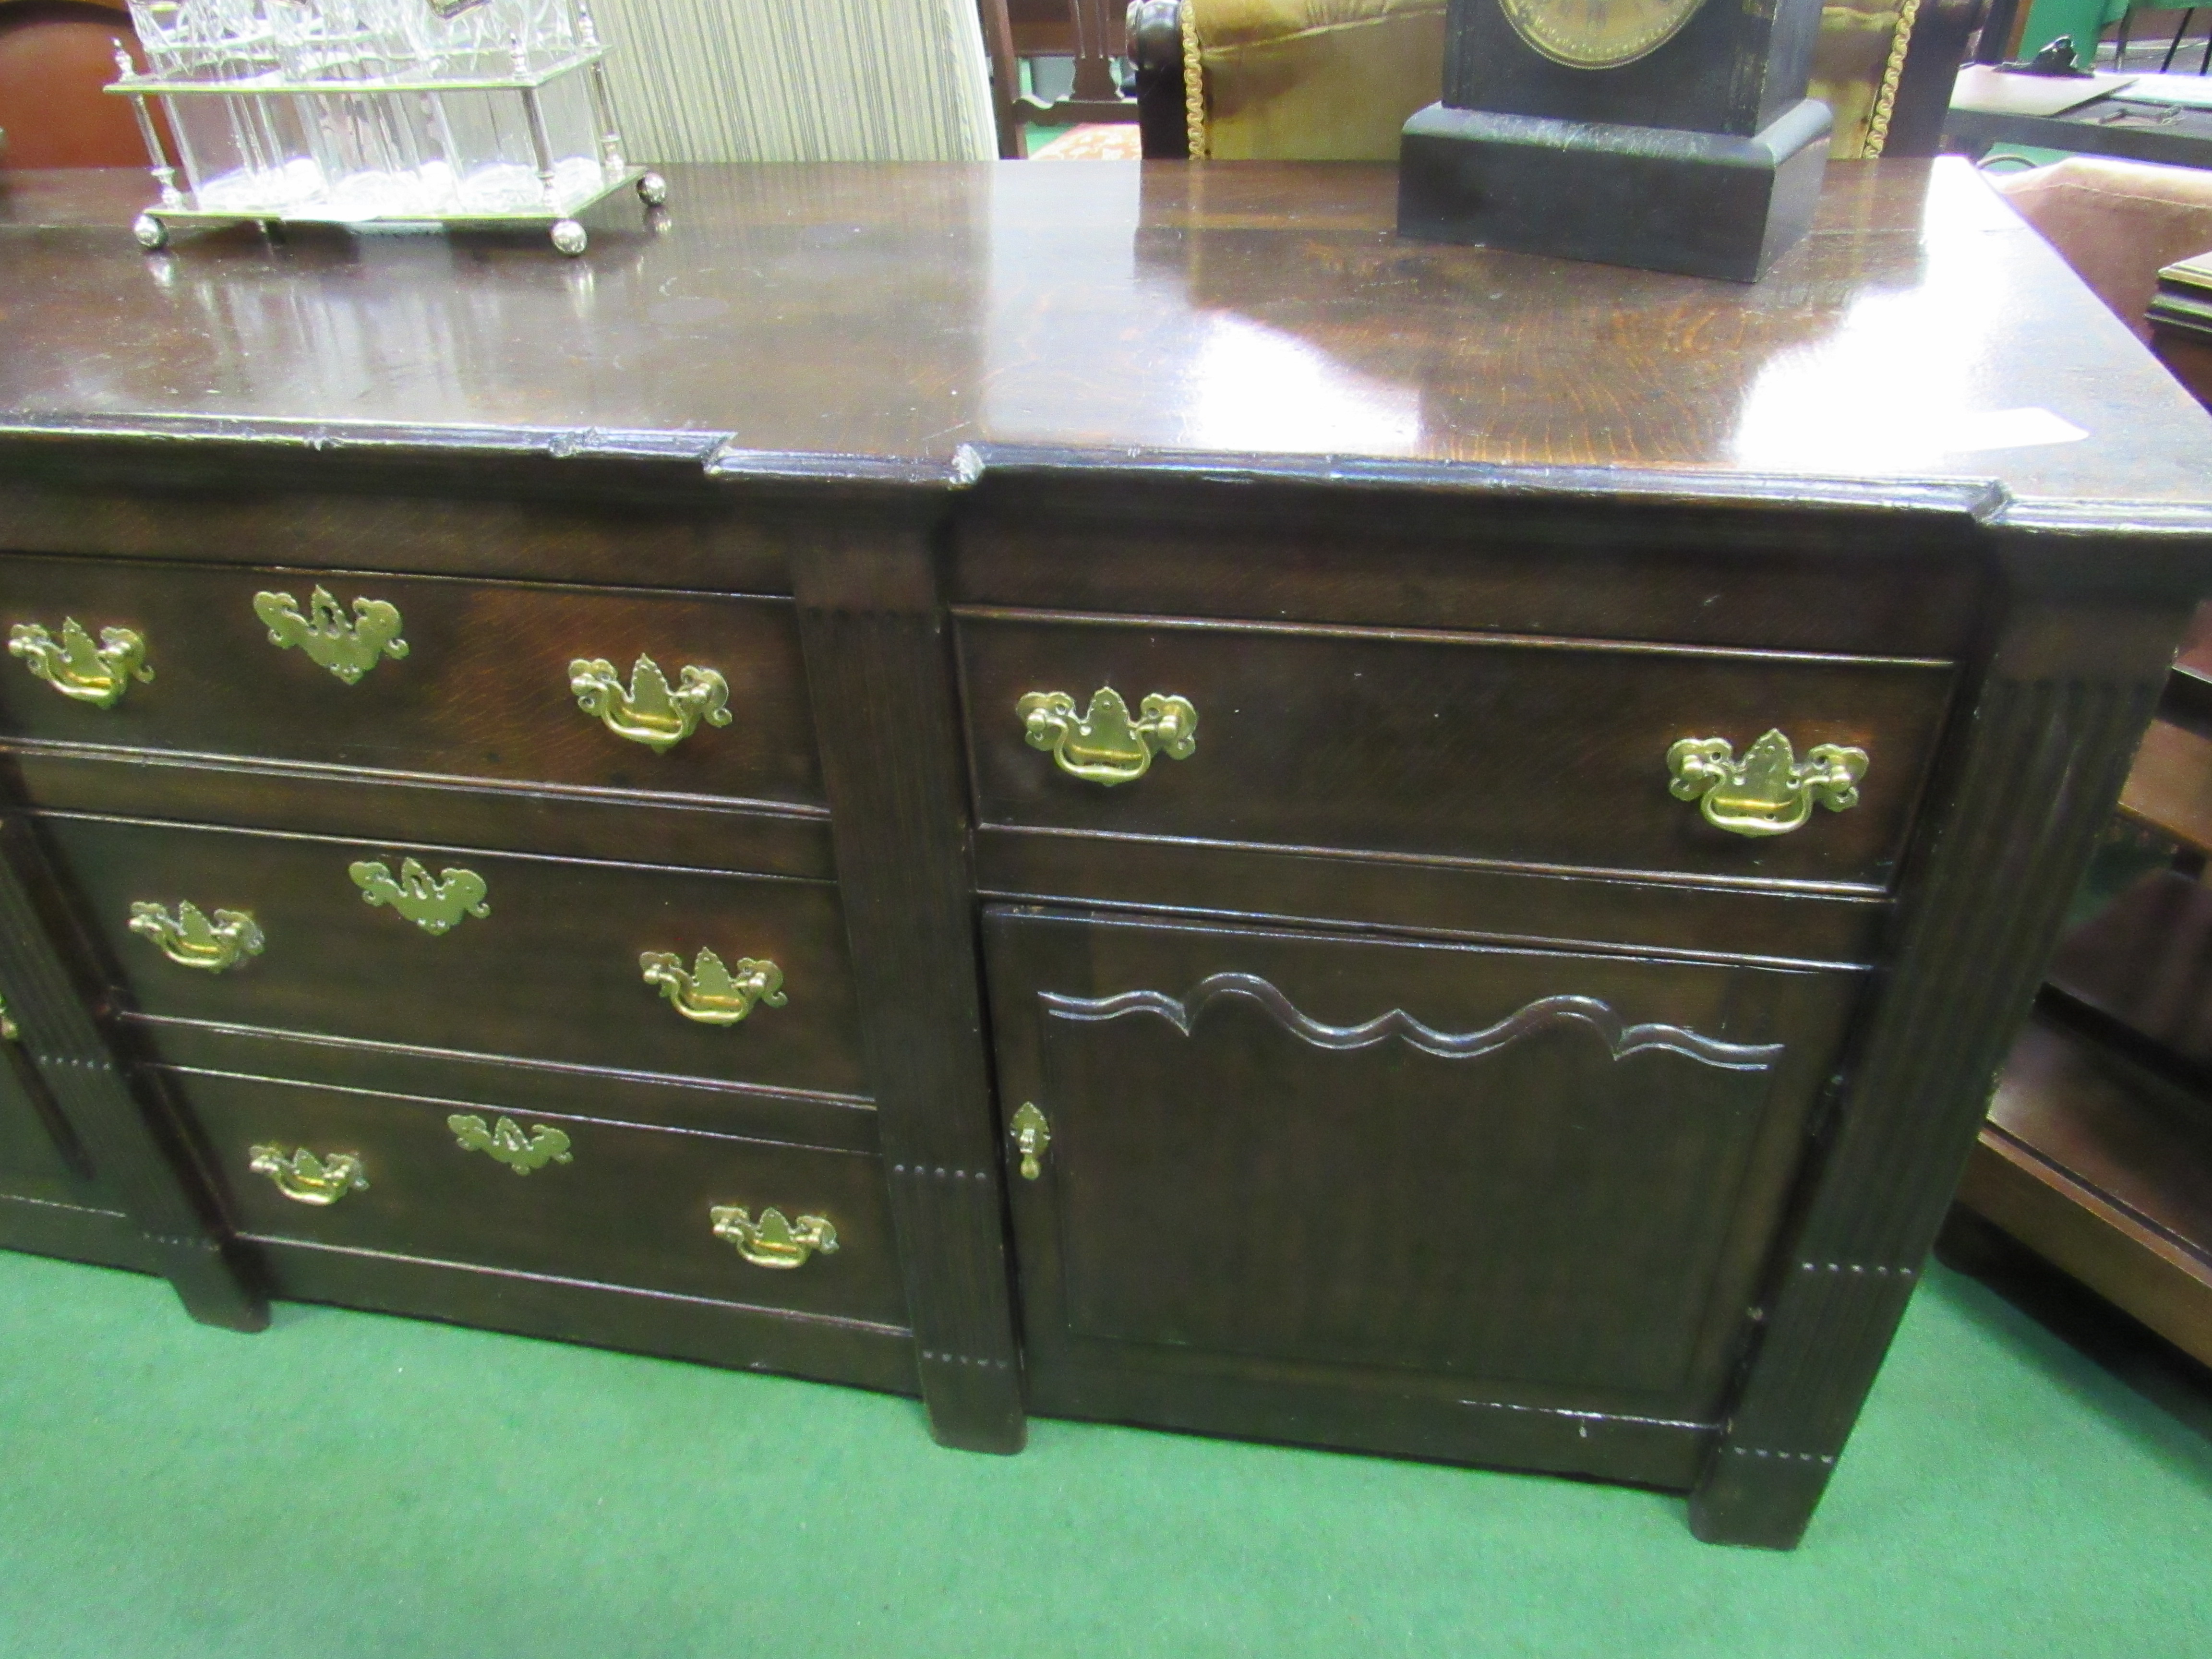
[985, 909, 1862, 1484]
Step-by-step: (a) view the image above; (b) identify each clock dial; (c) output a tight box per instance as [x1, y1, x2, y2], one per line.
[1496, 0, 1711, 68]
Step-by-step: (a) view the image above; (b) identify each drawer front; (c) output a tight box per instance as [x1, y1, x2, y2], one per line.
[960, 613, 1954, 890]
[176, 1068, 906, 1326]
[0, 555, 821, 807]
[42, 814, 867, 1096]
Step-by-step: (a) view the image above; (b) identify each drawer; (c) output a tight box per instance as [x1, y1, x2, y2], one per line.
[40, 813, 867, 1097]
[174, 1067, 906, 1326]
[0, 555, 821, 807]
[960, 611, 1954, 890]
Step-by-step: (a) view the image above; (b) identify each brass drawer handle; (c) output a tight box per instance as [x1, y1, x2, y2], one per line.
[569, 654, 732, 751]
[448, 1113, 573, 1174]
[253, 586, 409, 684]
[128, 900, 265, 972]
[1019, 686, 1198, 786]
[349, 858, 490, 935]
[710, 1204, 837, 1269]
[1667, 730, 1869, 838]
[1010, 1101, 1050, 1180]
[248, 1144, 367, 1205]
[8, 619, 152, 708]
[640, 948, 785, 1025]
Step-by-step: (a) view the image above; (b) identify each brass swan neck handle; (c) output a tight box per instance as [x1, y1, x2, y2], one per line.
[128, 900, 264, 972]
[1667, 730, 1868, 838]
[710, 1205, 838, 1269]
[569, 654, 732, 751]
[1019, 686, 1198, 785]
[9, 619, 152, 708]
[248, 1144, 368, 1205]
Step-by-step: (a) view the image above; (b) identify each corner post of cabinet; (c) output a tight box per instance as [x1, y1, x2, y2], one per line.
[1690, 536, 2196, 1548]
[783, 491, 1026, 1454]
[0, 815, 269, 1332]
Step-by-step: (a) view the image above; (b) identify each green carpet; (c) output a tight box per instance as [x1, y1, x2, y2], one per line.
[2, 1251, 2209, 1658]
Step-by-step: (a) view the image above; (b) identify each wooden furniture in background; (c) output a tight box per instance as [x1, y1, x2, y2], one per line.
[1960, 608, 2212, 1368]
[976, 0, 1145, 157]
[0, 160, 2208, 1549]
[0, 0, 162, 170]
[2152, 250, 2212, 401]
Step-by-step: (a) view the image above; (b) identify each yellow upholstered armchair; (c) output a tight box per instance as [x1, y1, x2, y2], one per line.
[1142, 0, 1977, 160]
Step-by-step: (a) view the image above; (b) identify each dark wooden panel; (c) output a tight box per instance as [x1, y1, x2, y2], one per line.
[176, 1067, 906, 1326]
[975, 826, 1888, 967]
[0, 1190, 154, 1272]
[1021, 1346, 1713, 1490]
[953, 476, 1986, 660]
[252, 1238, 919, 1395]
[1691, 583, 2188, 1549]
[5, 163, 2208, 521]
[0, 814, 265, 1326]
[961, 611, 1954, 891]
[0, 469, 793, 596]
[791, 514, 1024, 1454]
[0, 554, 823, 809]
[0, 743, 835, 882]
[987, 909, 1861, 1440]
[129, 1016, 880, 1153]
[0, 1034, 93, 1197]
[36, 813, 868, 1095]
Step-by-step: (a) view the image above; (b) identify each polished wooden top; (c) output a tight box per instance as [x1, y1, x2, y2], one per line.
[2, 160, 2210, 528]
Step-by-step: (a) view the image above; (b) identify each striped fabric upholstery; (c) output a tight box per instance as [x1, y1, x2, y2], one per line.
[590, 0, 997, 163]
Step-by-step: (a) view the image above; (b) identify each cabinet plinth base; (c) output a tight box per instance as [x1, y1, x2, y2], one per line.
[1396, 99, 1833, 282]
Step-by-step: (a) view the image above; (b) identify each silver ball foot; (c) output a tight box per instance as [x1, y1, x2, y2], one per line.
[636, 171, 668, 207]
[550, 218, 588, 256]
[132, 213, 169, 251]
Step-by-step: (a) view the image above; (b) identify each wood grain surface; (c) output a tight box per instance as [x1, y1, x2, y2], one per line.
[960, 610, 1953, 891]
[987, 907, 1861, 1471]
[0, 555, 823, 808]
[177, 1066, 908, 1328]
[38, 812, 868, 1096]
[1, 163, 2208, 524]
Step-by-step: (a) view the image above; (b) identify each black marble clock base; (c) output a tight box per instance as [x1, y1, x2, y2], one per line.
[1397, 98, 1833, 282]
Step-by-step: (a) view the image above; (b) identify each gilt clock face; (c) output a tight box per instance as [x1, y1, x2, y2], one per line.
[1496, 0, 1711, 68]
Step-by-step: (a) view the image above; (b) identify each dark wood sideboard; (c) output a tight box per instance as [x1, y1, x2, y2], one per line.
[2, 160, 2210, 1549]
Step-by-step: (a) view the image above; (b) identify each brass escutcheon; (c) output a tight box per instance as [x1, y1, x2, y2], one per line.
[248, 1144, 368, 1205]
[710, 1204, 838, 1269]
[447, 1113, 572, 1175]
[1010, 1101, 1050, 1180]
[1667, 730, 1870, 838]
[1019, 686, 1197, 785]
[569, 654, 732, 751]
[639, 948, 785, 1025]
[128, 900, 264, 972]
[8, 619, 153, 708]
[253, 586, 409, 684]
[349, 857, 490, 934]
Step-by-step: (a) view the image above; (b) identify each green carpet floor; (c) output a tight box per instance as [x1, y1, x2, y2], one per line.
[2, 1250, 2209, 1658]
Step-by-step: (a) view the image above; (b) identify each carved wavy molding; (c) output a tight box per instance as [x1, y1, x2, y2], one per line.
[1041, 973, 1782, 1072]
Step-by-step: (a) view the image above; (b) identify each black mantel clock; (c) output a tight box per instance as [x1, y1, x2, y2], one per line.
[1397, 0, 1833, 281]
